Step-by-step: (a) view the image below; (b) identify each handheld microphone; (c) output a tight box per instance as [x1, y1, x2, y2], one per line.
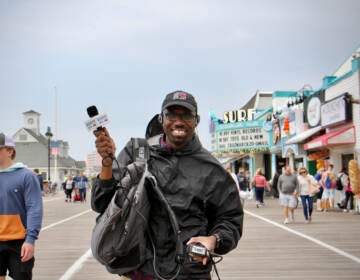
[85, 105, 114, 163]
[85, 105, 110, 131]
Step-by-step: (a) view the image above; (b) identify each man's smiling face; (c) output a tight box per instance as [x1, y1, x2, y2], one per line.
[162, 106, 197, 150]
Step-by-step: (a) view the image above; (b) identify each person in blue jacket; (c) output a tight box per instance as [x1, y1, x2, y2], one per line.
[0, 133, 43, 280]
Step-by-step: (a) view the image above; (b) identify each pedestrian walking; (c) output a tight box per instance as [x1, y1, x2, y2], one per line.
[226, 167, 239, 190]
[337, 170, 354, 212]
[270, 169, 281, 198]
[64, 176, 75, 202]
[336, 168, 348, 208]
[252, 168, 270, 208]
[74, 172, 89, 202]
[314, 167, 325, 211]
[237, 167, 251, 203]
[237, 168, 250, 192]
[278, 165, 299, 224]
[0, 133, 43, 280]
[297, 167, 316, 223]
[33, 168, 44, 196]
[322, 164, 337, 211]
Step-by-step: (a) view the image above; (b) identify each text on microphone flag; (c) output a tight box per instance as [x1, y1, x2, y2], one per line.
[84, 113, 110, 131]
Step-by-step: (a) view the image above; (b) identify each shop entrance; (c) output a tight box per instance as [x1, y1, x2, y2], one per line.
[275, 154, 286, 174]
[264, 154, 271, 180]
[234, 156, 250, 174]
[342, 154, 354, 172]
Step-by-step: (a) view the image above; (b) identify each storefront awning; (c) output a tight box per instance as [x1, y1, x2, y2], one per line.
[304, 126, 355, 150]
[286, 126, 323, 145]
[270, 144, 282, 154]
[213, 153, 245, 166]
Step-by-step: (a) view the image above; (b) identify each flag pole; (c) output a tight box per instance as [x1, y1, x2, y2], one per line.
[54, 86, 58, 184]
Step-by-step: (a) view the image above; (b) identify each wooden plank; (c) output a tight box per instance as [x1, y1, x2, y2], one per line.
[8, 192, 358, 280]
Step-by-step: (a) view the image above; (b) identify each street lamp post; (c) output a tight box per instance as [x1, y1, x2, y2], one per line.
[45, 126, 53, 184]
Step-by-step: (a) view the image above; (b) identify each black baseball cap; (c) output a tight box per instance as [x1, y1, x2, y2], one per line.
[161, 91, 198, 113]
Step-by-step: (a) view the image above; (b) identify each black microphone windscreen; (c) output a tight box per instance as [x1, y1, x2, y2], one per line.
[87, 106, 99, 117]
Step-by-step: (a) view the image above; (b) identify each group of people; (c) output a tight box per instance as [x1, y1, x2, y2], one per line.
[62, 172, 89, 203]
[313, 165, 354, 213]
[277, 164, 354, 225]
[0, 91, 244, 279]
[227, 164, 300, 224]
[227, 167, 271, 208]
[228, 162, 355, 226]
[0, 89, 356, 279]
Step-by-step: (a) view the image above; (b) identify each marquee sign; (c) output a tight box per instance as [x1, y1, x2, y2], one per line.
[213, 120, 271, 151]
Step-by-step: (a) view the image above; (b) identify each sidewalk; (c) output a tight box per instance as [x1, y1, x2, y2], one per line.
[6, 192, 360, 279]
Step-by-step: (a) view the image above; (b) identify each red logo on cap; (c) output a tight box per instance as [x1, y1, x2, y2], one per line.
[174, 92, 187, 100]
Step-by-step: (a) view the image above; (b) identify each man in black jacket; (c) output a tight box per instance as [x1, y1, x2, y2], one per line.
[91, 91, 243, 279]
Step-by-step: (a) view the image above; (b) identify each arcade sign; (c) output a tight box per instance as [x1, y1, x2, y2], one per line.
[321, 93, 352, 127]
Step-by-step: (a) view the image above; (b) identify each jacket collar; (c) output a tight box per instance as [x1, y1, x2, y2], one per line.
[150, 133, 202, 156]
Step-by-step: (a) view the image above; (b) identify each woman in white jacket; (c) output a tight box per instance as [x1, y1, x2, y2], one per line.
[297, 167, 317, 223]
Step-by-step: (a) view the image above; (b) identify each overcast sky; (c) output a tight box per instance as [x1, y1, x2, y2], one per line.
[1, 0, 360, 160]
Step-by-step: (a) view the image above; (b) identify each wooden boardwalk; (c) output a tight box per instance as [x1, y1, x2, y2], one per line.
[10, 192, 360, 279]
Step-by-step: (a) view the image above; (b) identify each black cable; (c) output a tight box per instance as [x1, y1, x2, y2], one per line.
[111, 156, 182, 280]
[209, 252, 223, 280]
[147, 176, 183, 280]
[101, 154, 114, 167]
[148, 230, 181, 280]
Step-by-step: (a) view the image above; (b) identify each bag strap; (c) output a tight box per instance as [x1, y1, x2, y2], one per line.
[131, 137, 184, 279]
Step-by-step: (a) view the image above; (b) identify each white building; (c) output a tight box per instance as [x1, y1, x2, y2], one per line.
[85, 151, 102, 176]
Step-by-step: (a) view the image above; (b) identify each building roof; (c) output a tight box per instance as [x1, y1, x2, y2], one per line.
[23, 110, 41, 116]
[242, 90, 273, 111]
[13, 128, 84, 170]
[332, 45, 360, 77]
